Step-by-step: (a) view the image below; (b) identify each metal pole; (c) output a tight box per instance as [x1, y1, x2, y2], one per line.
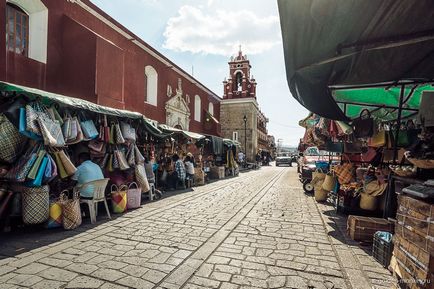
[393, 84, 405, 164]
[244, 119, 247, 161]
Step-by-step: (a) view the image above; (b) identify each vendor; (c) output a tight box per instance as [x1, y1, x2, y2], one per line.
[184, 155, 195, 180]
[72, 152, 104, 198]
[166, 154, 186, 190]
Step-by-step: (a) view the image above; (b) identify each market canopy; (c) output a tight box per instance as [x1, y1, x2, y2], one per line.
[278, 0, 434, 120]
[158, 124, 205, 140]
[0, 81, 168, 138]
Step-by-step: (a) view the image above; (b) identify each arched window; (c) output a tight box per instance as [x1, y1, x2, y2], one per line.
[145, 65, 158, 106]
[6, 0, 48, 63]
[208, 102, 214, 116]
[235, 72, 243, 91]
[6, 3, 29, 56]
[194, 95, 201, 122]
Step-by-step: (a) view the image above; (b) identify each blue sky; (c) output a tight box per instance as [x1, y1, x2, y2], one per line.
[92, 0, 307, 146]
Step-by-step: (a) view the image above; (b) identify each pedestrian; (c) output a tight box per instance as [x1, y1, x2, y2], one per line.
[238, 151, 245, 167]
[167, 154, 186, 190]
[184, 155, 195, 181]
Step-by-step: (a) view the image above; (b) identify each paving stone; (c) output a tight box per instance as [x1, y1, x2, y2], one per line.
[93, 268, 127, 282]
[189, 276, 220, 288]
[37, 267, 78, 282]
[117, 275, 154, 289]
[6, 273, 43, 287]
[65, 262, 99, 274]
[142, 269, 167, 284]
[32, 279, 67, 289]
[65, 275, 104, 288]
[120, 264, 149, 278]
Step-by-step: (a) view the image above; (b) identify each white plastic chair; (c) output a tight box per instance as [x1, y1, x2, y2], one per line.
[75, 178, 111, 224]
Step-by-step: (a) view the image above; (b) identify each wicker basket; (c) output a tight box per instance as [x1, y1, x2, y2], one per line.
[389, 166, 417, 177]
[406, 157, 434, 169]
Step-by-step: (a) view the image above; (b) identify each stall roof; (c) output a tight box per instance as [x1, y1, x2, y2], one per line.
[223, 138, 241, 147]
[333, 83, 434, 121]
[158, 124, 205, 140]
[0, 81, 167, 138]
[278, 0, 434, 120]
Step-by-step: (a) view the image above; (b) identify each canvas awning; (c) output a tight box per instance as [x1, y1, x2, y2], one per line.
[278, 0, 434, 120]
[0, 81, 168, 138]
[158, 124, 205, 140]
[223, 138, 241, 148]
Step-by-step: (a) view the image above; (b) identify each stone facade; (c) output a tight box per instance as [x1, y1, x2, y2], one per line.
[220, 49, 270, 161]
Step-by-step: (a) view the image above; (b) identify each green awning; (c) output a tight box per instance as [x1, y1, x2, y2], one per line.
[158, 124, 205, 140]
[332, 84, 433, 120]
[223, 138, 241, 148]
[0, 81, 168, 138]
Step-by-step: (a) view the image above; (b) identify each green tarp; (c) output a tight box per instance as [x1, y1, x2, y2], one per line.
[0, 81, 168, 138]
[278, 0, 434, 120]
[333, 84, 434, 120]
[158, 124, 205, 140]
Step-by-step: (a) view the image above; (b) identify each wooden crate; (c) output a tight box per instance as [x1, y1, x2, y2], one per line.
[395, 223, 434, 255]
[398, 195, 434, 238]
[347, 215, 394, 242]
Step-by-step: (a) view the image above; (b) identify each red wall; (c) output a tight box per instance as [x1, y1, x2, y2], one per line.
[0, 0, 221, 136]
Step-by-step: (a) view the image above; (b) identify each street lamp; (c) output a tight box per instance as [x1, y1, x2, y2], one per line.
[243, 115, 247, 161]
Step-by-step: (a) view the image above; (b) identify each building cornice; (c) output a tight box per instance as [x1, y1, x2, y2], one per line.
[66, 0, 221, 102]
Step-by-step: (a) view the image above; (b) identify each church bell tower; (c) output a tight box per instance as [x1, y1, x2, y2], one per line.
[223, 47, 257, 99]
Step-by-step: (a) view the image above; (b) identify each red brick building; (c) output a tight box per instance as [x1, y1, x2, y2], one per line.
[1, 0, 221, 135]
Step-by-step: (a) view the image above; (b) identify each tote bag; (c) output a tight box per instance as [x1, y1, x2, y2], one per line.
[22, 185, 49, 225]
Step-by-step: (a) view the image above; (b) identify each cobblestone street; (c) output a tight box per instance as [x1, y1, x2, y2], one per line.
[0, 167, 395, 289]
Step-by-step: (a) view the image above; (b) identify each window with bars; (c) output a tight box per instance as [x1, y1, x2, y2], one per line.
[6, 4, 29, 56]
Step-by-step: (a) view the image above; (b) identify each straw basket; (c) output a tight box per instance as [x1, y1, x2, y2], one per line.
[360, 193, 378, 211]
[314, 188, 328, 202]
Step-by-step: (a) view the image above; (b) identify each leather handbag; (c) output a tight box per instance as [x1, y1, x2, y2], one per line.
[353, 109, 374, 138]
[0, 113, 27, 164]
[22, 185, 50, 225]
[60, 190, 82, 230]
[19, 107, 42, 140]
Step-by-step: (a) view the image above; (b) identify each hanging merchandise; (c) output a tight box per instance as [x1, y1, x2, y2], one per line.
[25, 103, 42, 136]
[120, 121, 136, 142]
[109, 122, 115, 145]
[88, 140, 106, 158]
[48, 105, 64, 125]
[46, 195, 62, 229]
[27, 155, 49, 187]
[37, 109, 65, 147]
[418, 91, 434, 127]
[110, 184, 127, 213]
[322, 171, 336, 192]
[22, 185, 50, 225]
[325, 140, 343, 153]
[134, 144, 145, 165]
[4, 145, 38, 182]
[19, 107, 42, 140]
[114, 122, 126, 144]
[98, 153, 109, 170]
[127, 144, 136, 167]
[103, 115, 111, 143]
[126, 182, 141, 209]
[112, 150, 120, 170]
[343, 136, 364, 154]
[60, 190, 82, 230]
[353, 109, 374, 138]
[135, 164, 150, 192]
[79, 112, 99, 140]
[336, 121, 354, 135]
[369, 123, 387, 147]
[114, 147, 130, 171]
[0, 113, 27, 164]
[333, 160, 354, 185]
[62, 112, 75, 142]
[27, 149, 46, 180]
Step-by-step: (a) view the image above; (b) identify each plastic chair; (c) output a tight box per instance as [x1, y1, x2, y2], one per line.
[75, 178, 111, 224]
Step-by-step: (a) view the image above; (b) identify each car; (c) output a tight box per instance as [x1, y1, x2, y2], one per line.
[275, 154, 293, 167]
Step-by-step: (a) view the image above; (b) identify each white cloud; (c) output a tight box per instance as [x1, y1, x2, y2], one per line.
[163, 5, 280, 56]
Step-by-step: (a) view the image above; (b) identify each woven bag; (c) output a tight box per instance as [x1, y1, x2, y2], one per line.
[115, 149, 130, 171]
[111, 184, 127, 213]
[0, 113, 27, 164]
[58, 150, 77, 176]
[333, 163, 353, 184]
[22, 185, 49, 225]
[47, 196, 62, 229]
[38, 115, 65, 147]
[60, 190, 82, 230]
[120, 121, 136, 142]
[126, 182, 141, 209]
[135, 164, 150, 192]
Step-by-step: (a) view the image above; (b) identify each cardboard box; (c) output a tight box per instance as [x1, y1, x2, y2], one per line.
[347, 215, 394, 242]
[209, 166, 225, 179]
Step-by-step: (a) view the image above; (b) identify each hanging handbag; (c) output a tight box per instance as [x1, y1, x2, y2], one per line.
[25, 103, 42, 135]
[120, 121, 136, 142]
[62, 112, 73, 141]
[115, 148, 130, 171]
[53, 151, 68, 179]
[336, 121, 353, 135]
[103, 115, 110, 143]
[325, 140, 343, 153]
[110, 184, 127, 214]
[47, 154, 58, 182]
[333, 162, 353, 185]
[98, 153, 109, 169]
[19, 107, 42, 140]
[127, 144, 136, 167]
[27, 149, 46, 180]
[343, 140, 363, 154]
[4, 145, 38, 182]
[134, 145, 145, 164]
[88, 140, 105, 153]
[38, 112, 65, 147]
[22, 185, 49, 225]
[0, 113, 27, 164]
[107, 154, 114, 172]
[79, 113, 99, 140]
[114, 122, 126, 144]
[67, 117, 84, 144]
[28, 156, 49, 187]
[112, 151, 120, 170]
[58, 150, 77, 176]
[353, 109, 374, 138]
[126, 182, 141, 209]
[49, 105, 64, 125]
[46, 195, 62, 229]
[135, 164, 150, 192]
[1, 95, 27, 129]
[60, 190, 82, 230]
[369, 128, 387, 147]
